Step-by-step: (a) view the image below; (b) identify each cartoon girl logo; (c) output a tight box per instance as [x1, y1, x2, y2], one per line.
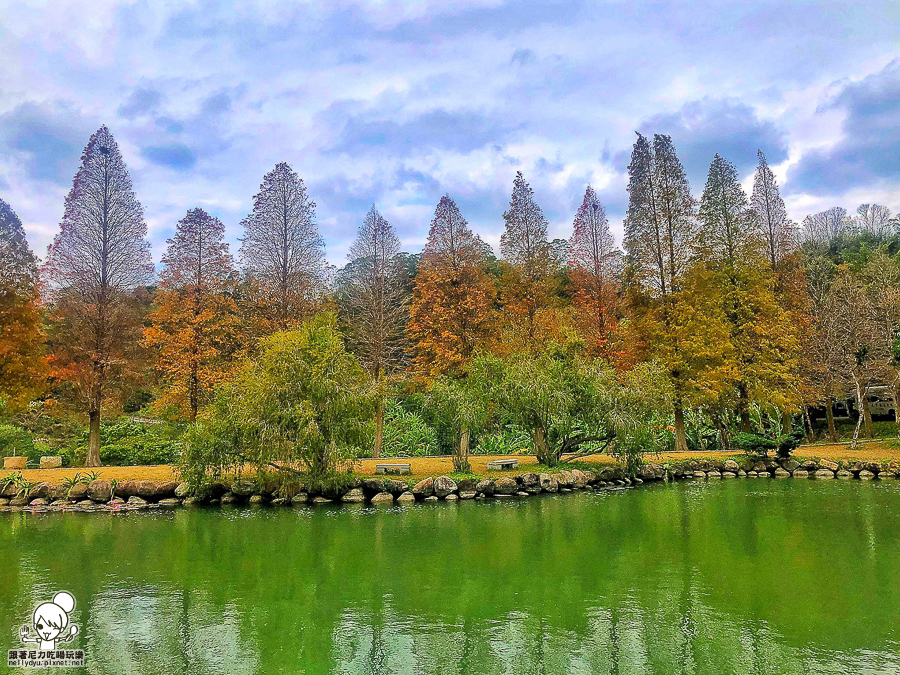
[19, 591, 79, 650]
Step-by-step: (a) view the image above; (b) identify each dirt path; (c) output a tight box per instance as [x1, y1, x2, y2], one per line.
[3, 441, 897, 486]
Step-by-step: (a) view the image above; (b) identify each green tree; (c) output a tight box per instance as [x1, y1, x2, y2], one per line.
[179, 313, 375, 492]
[465, 348, 640, 468]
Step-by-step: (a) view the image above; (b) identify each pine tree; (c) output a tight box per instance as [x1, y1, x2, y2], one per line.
[750, 150, 795, 268]
[44, 126, 153, 466]
[0, 198, 47, 410]
[498, 172, 560, 351]
[407, 195, 495, 377]
[240, 162, 324, 333]
[341, 206, 408, 458]
[145, 208, 238, 421]
[623, 133, 697, 452]
[569, 186, 620, 358]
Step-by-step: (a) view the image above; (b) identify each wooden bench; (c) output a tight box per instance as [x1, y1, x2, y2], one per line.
[487, 458, 519, 471]
[375, 463, 411, 475]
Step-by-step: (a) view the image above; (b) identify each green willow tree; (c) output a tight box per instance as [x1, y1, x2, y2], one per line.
[180, 313, 375, 492]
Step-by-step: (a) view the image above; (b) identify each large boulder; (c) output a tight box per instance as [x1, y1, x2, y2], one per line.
[87, 480, 111, 502]
[800, 460, 819, 471]
[494, 477, 518, 495]
[571, 469, 588, 489]
[342, 488, 366, 503]
[67, 483, 87, 501]
[520, 473, 541, 494]
[792, 469, 809, 478]
[859, 470, 875, 481]
[539, 473, 558, 492]
[412, 477, 434, 498]
[396, 491, 416, 504]
[583, 470, 598, 484]
[782, 459, 799, 472]
[174, 483, 191, 499]
[370, 492, 394, 505]
[40, 456, 62, 469]
[433, 475, 458, 499]
[456, 478, 477, 494]
[774, 468, 790, 478]
[820, 459, 839, 471]
[724, 459, 740, 473]
[135, 480, 178, 499]
[475, 478, 495, 496]
[814, 469, 835, 479]
[556, 471, 575, 488]
[230, 479, 256, 497]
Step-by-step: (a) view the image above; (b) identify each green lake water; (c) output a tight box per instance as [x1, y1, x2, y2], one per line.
[1, 478, 899, 674]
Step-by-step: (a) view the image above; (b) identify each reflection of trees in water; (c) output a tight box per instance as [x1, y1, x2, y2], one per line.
[3, 481, 900, 673]
[84, 585, 257, 675]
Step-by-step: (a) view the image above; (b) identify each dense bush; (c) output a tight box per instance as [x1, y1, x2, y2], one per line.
[473, 426, 530, 455]
[731, 429, 803, 458]
[0, 424, 37, 458]
[63, 419, 183, 466]
[381, 401, 439, 457]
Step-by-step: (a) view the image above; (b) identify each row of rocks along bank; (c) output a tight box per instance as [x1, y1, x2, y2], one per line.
[1, 456, 897, 513]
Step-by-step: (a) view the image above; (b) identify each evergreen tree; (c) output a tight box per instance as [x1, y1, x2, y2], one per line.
[44, 126, 153, 466]
[0, 198, 47, 410]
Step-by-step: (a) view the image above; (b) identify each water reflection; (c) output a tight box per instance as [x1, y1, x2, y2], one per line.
[0, 480, 899, 674]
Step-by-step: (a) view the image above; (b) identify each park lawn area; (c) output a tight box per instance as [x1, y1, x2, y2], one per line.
[3, 441, 899, 487]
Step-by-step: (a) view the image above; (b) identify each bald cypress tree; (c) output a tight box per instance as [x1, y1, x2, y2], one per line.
[569, 185, 620, 358]
[499, 172, 559, 351]
[0, 198, 47, 411]
[240, 162, 325, 333]
[45, 126, 153, 466]
[623, 133, 697, 452]
[750, 151, 795, 269]
[341, 206, 408, 458]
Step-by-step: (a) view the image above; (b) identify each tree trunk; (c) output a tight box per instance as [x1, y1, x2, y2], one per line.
[825, 398, 838, 443]
[893, 382, 900, 436]
[454, 427, 471, 473]
[86, 409, 103, 467]
[534, 426, 553, 466]
[373, 396, 384, 459]
[673, 403, 688, 453]
[781, 411, 792, 435]
[862, 396, 874, 438]
[737, 383, 751, 432]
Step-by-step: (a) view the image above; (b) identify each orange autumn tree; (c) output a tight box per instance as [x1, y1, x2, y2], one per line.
[498, 171, 562, 353]
[408, 195, 496, 377]
[145, 208, 238, 421]
[568, 185, 622, 359]
[0, 198, 47, 411]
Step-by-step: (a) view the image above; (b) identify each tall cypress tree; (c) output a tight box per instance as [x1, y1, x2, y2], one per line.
[699, 153, 800, 434]
[340, 205, 408, 458]
[623, 133, 697, 452]
[0, 198, 47, 410]
[45, 126, 153, 466]
[750, 150, 795, 268]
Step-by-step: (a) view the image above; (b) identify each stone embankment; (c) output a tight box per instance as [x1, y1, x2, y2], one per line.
[1, 456, 897, 514]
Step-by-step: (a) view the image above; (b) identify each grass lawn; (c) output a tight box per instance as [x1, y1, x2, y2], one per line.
[4, 440, 900, 487]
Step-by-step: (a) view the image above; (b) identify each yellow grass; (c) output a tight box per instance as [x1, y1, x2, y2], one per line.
[3, 441, 898, 486]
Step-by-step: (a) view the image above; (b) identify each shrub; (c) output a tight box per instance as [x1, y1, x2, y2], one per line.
[381, 401, 439, 457]
[473, 426, 531, 455]
[0, 424, 36, 458]
[731, 432, 777, 456]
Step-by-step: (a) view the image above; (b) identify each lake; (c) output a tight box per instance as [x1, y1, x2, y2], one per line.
[1, 478, 899, 674]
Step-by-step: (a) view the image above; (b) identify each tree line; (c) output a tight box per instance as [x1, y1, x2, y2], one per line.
[1, 125, 897, 471]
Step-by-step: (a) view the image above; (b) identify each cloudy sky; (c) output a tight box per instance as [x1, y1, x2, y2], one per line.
[1, 0, 898, 268]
